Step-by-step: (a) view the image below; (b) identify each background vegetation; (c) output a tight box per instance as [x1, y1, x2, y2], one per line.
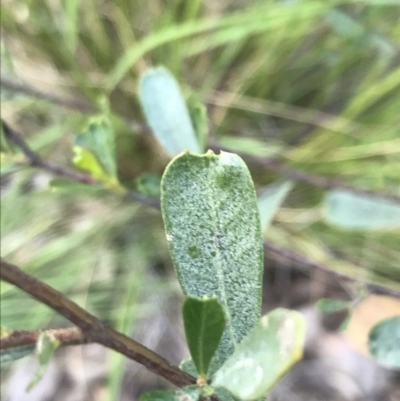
[1, 0, 400, 398]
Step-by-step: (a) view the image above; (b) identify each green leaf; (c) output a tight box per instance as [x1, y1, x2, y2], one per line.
[0, 345, 36, 363]
[138, 67, 201, 156]
[186, 94, 208, 152]
[140, 390, 178, 401]
[161, 150, 263, 367]
[183, 296, 226, 378]
[140, 386, 202, 401]
[315, 298, 351, 314]
[176, 386, 203, 401]
[258, 180, 293, 231]
[368, 315, 400, 369]
[180, 358, 199, 377]
[73, 146, 110, 182]
[74, 116, 117, 180]
[180, 358, 220, 379]
[212, 308, 306, 400]
[135, 173, 162, 198]
[324, 190, 400, 229]
[26, 333, 60, 391]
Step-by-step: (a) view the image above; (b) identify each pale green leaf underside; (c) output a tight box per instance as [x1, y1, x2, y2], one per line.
[258, 180, 293, 231]
[139, 67, 200, 156]
[161, 151, 263, 367]
[369, 316, 400, 369]
[324, 190, 400, 229]
[212, 309, 305, 400]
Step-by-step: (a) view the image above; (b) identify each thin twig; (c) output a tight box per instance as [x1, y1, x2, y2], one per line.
[1, 121, 158, 208]
[0, 76, 148, 133]
[263, 241, 400, 299]
[213, 143, 400, 205]
[2, 120, 99, 185]
[0, 259, 195, 387]
[0, 75, 97, 114]
[0, 327, 88, 349]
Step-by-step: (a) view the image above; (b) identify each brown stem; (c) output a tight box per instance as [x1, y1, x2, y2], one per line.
[0, 76, 148, 133]
[212, 143, 400, 205]
[1, 121, 159, 209]
[2, 120, 99, 185]
[0, 259, 195, 387]
[0, 327, 87, 349]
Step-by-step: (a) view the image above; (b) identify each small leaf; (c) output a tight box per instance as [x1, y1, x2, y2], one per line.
[139, 67, 201, 156]
[324, 190, 400, 229]
[0, 345, 36, 363]
[214, 387, 237, 401]
[180, 358, 220, 378]
[176, 386, 202, 401]
[140, 386, 202, 401]
[212, 308, 305, 400]
[258, 180, 293, 231]
[26, 333, 60, 391]
[74, 116, 117, 180]
[73, 146, 110, 182]
[161, 151, 263, 367]
[140, 390, 178, 401]
[368, 316, 400, 369]
[183, 296, 225, 378]
[186, 94, 208, 152]
[315, 298, 351, 314]
[135, 173, 161, 198]
[180, 358, 198, 377]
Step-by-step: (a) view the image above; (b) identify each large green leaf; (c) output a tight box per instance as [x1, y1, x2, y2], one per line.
[324, 190, 400, 229]
[212, 309, 305, 400]
[138, 67, 200, 156]
[161, 151, 263, 367]
[368, 315, 400, 369]
[183, 296, 225, 378]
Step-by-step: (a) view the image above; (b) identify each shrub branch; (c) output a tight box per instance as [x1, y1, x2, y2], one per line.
[2, 121, 398, 299]
[0, 327, 87, 348]
[0, 258, 195, 387]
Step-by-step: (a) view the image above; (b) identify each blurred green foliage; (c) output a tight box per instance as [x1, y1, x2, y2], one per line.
[1, 0, 400, 394]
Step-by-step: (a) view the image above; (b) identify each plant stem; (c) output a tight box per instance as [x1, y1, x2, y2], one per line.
[0, 259, 195, 387]
[263, 241, 400, 299]
[0, 327, 87, 349]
